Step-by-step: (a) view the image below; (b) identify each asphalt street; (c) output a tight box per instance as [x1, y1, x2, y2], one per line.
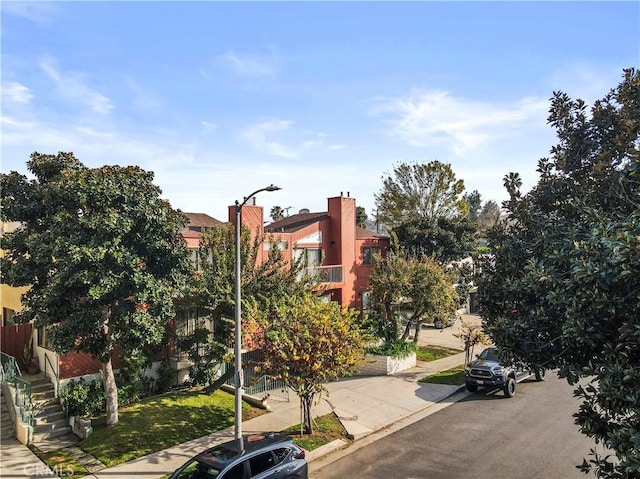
[311, 373, 602, 479]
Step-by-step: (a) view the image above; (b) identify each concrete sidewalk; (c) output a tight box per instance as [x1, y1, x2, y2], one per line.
[77, 352, 467, 479]
[1, 354, 466, 479]
[0, 439, 56, 479]
[2, 316, 478, 478]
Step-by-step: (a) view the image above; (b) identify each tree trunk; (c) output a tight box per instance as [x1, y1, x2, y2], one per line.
[203, 368, 234, 394]
[301, 393, 314, 435]
[413, 320, 422, 343]
[102, 357, 119, 426]
[385, 304, 398, 340]
[400, 319, 412, 341]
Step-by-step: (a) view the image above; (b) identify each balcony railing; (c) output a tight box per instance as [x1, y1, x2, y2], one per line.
[301, 265, 343, 284]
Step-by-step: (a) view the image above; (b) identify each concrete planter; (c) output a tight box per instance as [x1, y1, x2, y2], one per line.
[358, 352, 416, 376]
[70, 415, 93, 439]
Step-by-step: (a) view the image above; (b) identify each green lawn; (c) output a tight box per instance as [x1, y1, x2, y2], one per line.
[418, 365, 466, 385]
[416, 345, 462, 362]
[36, 389, 266, 478]
[35, 354, 463, 478]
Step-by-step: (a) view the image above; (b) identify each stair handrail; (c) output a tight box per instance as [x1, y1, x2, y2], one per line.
[43, 350, 67, 419]
[13, 377, 34, 428]
[43, 351, 59, 397]
[0, 353, 34, 428]
[0, 352, 22, 383]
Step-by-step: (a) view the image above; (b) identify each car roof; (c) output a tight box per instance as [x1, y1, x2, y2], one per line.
[195, 433, 293, 468]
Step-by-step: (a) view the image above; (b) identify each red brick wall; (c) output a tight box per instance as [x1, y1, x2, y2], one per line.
[327, 195, 357, 307]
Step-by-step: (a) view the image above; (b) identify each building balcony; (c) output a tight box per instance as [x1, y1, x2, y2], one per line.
[301, 265, 343, 284]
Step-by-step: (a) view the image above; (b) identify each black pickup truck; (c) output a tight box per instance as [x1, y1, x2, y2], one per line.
[464, 346, 545, 398]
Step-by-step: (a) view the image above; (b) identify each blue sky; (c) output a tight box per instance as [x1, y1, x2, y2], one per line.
[2, 1, 638, 222]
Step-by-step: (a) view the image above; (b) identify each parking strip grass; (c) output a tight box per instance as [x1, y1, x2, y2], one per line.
[282, 413, 349, 451]
[35, 351, 463, 477]
[418, 365, 466, 385]
[35, 389, 266, 478]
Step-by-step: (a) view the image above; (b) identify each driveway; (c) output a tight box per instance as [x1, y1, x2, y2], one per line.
[416, 313, 483, 350]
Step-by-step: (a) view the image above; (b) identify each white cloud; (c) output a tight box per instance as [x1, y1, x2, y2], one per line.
[201, 121, 217, 131]
[239, 119, 338, 159]
[1, 1, 55, 24]
[545, 65, 627, 104]
[122, 75, 165, 114]
[371, 89, 548, 155]
[2, 82, 34, 104]
[40, 57, 114, 114]
[217, 48, 280, 78]
[240, 119, 298, 158]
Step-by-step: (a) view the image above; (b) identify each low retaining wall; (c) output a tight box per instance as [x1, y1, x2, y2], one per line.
[357, 353, 416, 376]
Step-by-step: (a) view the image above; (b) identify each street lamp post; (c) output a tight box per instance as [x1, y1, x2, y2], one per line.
[234, 184, 281, 448]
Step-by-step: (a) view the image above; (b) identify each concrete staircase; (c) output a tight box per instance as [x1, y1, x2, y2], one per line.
[1, 388, 15, 441]
[29, 377, 79, 450]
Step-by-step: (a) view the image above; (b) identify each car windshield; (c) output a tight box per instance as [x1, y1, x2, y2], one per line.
[172, 459, 223, 478]
[478, 348, 499, 362]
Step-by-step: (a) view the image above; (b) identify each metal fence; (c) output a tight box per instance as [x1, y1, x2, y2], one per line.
[222, 351, 290, 402]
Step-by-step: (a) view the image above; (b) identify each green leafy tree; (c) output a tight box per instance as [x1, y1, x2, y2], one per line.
[250, 293, 368, 434]
[477, 200, 502, 232]
[369, 248, 459, 343]
[374, 160, 466, 229]
[463, 190, 482, 224]
[270, 205, 285, 222]
[503, 172, 522, 200]
[356, 206, 368, 228]
[393, 216, 476, 263]
[180, 223, 310, 388]
[0, 152, 190, 425]
[451, 261, 474, 310]
[477, 68, 640, 478]
[367, 250, 410, 342]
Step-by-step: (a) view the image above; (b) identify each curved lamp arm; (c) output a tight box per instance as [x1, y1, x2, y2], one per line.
[236, 184, 282, 211]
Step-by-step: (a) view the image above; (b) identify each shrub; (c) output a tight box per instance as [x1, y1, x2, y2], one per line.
[62, 365, 149, 416]
[154, 356, 175, 393]
[62, 377, 105, 417]
[368, 339, 416, 358]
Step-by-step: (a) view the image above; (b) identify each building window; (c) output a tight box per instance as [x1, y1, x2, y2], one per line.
[175, 308, 212, 359]
[362, 246, 380, 265]
[293, 247, 322, 266]
[189, 249, 200, 270]
[189, 249, 212, 271]
[2, 308, 15, 327]
[263, 240, 288, 251]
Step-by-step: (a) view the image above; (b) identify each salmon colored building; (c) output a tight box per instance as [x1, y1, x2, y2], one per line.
[1, 193, 388, 383]
[259, 193, 390, 312]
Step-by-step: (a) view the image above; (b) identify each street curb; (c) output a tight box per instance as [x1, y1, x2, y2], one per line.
[305, 439, 350, 462]
[307, 384, 468, 465]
